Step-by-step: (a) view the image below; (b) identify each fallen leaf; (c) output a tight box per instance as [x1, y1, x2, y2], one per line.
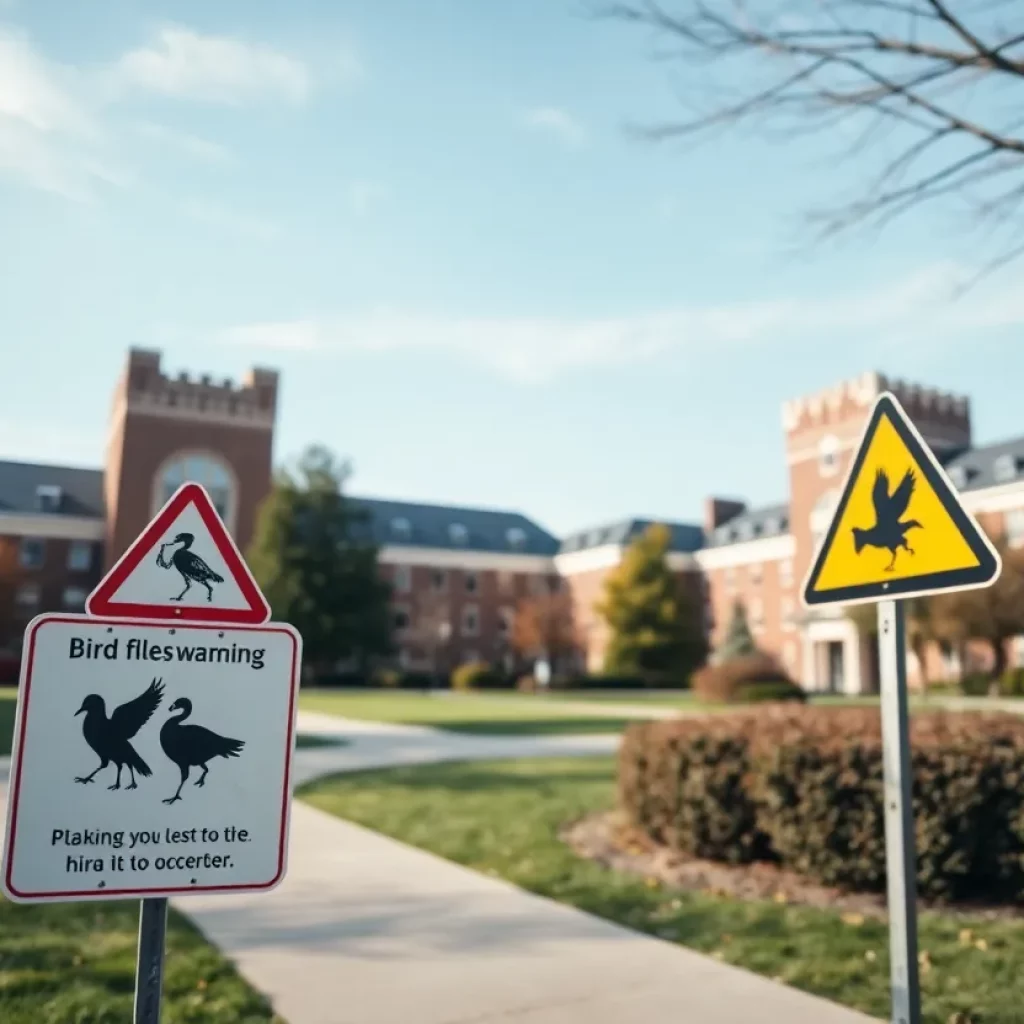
[841, 912, 865, 927]
[974, 938, 988, 951]
[773, 891, 788, 904]
[865, 950, 877, 962]
[959, 929, 974, 946]
[918, 950, 932, 974]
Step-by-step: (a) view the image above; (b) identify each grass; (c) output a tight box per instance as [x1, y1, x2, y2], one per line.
[0, 896, 281, 1023]
[302, 757, 1024, 1024]
[298, 691, 637, 735]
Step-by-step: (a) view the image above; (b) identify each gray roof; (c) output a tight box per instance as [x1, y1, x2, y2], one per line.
[350, 497, 560, 557]
[560, 518, 704, 555]
[0, 460, 104, 517]
[942, 436, 1024, 492]
[706, 502, 790, 548]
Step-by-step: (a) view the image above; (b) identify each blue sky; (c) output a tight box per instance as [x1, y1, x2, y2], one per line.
[2, 0, 1023, 537]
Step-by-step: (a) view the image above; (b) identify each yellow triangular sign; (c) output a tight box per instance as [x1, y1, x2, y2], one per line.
[802, 392, 1001, 607]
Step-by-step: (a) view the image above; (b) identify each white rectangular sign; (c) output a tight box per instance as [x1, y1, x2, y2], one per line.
[2, 613, 301, 903]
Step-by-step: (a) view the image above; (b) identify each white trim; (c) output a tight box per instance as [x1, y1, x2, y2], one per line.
[694, 532, 795, 570]
[377, 545, 555, 573]
[553, 544, 623, 575]
[959, 478, 1024, 514]
[125, 393, 273, 431]
[666, 552, 699, 570]
[0, 513, 104, 541]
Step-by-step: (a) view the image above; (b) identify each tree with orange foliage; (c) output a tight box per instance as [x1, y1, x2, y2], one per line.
[511, 588, 579, 675]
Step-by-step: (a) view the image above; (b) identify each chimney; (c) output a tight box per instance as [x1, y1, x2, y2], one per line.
[704, 497, 746, 536]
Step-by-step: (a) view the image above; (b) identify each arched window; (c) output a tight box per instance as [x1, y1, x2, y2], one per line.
[156, 453, 236, 528]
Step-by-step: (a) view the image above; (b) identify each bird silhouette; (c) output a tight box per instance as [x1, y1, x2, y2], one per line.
[852, 468, 923, 572]
[74, 678, 164, 790]
[160, 697, 244, 805]
[156, 532, 224, 602]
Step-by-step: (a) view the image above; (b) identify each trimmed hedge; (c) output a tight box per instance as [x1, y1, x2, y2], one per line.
[551, 673, 650, 691]
[691, 653, 799, 703]
[451, 661, 507, 691]
[619, 706, 1024, 901]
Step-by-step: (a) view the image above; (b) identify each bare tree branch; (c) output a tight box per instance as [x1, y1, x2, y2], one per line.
[603, 0, 1024, 266]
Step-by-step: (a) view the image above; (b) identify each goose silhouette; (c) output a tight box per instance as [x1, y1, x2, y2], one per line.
[160, 697, 244, 805]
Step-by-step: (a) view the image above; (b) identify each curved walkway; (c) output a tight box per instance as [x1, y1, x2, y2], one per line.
[0, 713, 876, 1024]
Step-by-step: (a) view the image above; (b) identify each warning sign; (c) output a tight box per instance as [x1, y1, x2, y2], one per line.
[802, 392, 1000, 607]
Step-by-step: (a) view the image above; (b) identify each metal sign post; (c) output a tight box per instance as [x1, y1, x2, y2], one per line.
[134, 897, 168, 1024]
[877, 600, 921, 1024]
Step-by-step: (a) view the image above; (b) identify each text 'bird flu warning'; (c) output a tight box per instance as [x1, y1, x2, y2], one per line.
[802, 392, 1001, 607]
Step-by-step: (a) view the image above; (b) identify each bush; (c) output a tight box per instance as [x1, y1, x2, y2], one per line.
[375, 669, 436, 690]
[960, 672, 993, 696]
[691, 653, 794, 703]
[735, 679, 806, 703]
[999, 669, 1024, 697]
[619, 706, 1024, 902]
[451, 661, 506, 691]
[313, 670, 368, 688]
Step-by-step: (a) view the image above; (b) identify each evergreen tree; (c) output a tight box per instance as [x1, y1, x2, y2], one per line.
[247, 444, 392, 681]
[716, 601, 758, 662]
[596, 523, 707, 683]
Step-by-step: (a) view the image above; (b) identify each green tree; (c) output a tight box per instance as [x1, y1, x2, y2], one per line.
[596, 523, 707, 683]
[247, 444, 392, 681]
[715, 601, 758, 662]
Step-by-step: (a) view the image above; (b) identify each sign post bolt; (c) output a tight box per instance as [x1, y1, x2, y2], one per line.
[134, 897, 168, 1024]
[877, 599, 921, 1024]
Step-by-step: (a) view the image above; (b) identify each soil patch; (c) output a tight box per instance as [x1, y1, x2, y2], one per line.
[562, 810, 1024, 922]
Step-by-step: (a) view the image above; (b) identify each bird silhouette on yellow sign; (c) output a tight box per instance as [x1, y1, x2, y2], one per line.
[803, 393, 1000, 607]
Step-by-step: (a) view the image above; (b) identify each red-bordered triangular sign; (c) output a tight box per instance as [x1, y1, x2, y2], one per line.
[86, 482, 271, 624]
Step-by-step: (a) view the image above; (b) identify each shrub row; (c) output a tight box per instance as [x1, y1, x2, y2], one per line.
[619, 706, 1024, 902]
[691, 653, 804, 704]
[961, 669, 1024, 698]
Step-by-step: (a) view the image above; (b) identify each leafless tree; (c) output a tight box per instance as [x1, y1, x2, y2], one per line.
[604, 0, 1024, 272]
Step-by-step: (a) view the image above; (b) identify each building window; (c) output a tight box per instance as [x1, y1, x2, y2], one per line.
[498, 606, 514, 635]
[782, 598, 796, 631]
[20, 538, 45, 569]
[15, 583, 40, 612]
[529, 575, 546, 596]
[818, 435, 840, 477]
[1007, 509, 1024, 548]
[506, 527, 527, 550]
[461, 604, 480, 637]
[449, 522, 469, 546]
[157, 453, 235, 526]
[724, 566, 736, 593]
[62, 586, 87, 610]
[393, 565, 412, 593]
[465, 571, 479, 594]
[463, 650, 480, 665]
[35, 485, 63, 513]
[67, 541, 93, 572]
[749, 562, 763, 584]
[779, 558, 794, 588]
[393, 606, 410, 631]
[947, 465, 968, 489]
[994, 454, 1019, 484]
[498, 571, 515, 595]
[431, 569, 447, 591]
[390, 517, 412, 540]
[749, 597, 764, 628]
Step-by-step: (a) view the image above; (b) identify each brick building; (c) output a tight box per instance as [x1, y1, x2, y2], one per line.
[3, 353, 1024, 692]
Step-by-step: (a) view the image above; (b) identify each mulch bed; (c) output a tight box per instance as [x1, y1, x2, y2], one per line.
[561, 810, 1024, 922]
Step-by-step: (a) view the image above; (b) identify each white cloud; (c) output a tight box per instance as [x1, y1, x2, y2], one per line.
[214, 261, 1024, 383]
[179, 197, 278, 238]
[0, 26, 122, 200]
[110, 25, 311, 105]
[347, 179, 388, 216]
[523, 106, 586, 148]
[132, 120, 232, 165]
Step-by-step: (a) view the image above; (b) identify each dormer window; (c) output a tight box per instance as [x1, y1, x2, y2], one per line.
[764, 517, 779, 536]
[390, 516, 412, 540]
[35, 485, 62, 513]
[449, 522, 469, 545]
[947, 465, 968, 489]
[994, 454, 1019, 484]
[506, 527, 527, 550]
[738, 521, 754, 541]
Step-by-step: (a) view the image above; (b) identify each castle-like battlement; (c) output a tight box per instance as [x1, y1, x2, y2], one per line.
[782, 370, 970, 442]
[117, 348, 278, 429]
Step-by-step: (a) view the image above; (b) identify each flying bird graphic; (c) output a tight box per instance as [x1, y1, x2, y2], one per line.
[852, 468, 923, 572]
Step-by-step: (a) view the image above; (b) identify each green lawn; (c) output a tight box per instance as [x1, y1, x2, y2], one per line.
[299, 691, 638, 735]
[0, 897, 281, 1023]
[302, 757, 1022, 1024]
[0, 689, 17, 756]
